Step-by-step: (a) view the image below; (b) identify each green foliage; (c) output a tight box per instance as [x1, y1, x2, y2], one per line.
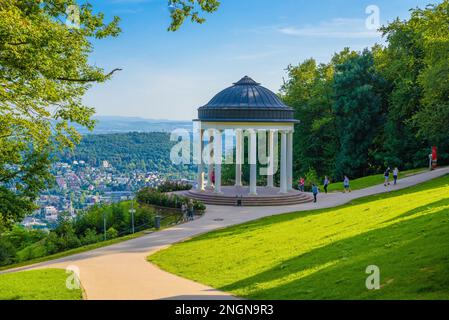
[282, 58, 338, 179]
[157, 180, 192, 193]
[0, 200, 181, 267]
[106, 227, 118, 239]
[304, 168, 319, 190]
[58, 132, 195, 177]
[136, 187, 206, 212]
[282, 1, 449, 182]
[333, 49, 386, 178]
[0, 1, 120, 231]
[168, 0, 220, 31]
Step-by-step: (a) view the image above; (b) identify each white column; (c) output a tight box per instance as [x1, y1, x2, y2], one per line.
[267, 130, 275, 187]
[196, 129, 204, 191]
[287, 131, 293, 191]
[249, 129, 257, 195]
[280, 131, 287, 193]
[206, 130, 214, 190]
[235, 129, 243, 187]
[214, 130, 222, 194]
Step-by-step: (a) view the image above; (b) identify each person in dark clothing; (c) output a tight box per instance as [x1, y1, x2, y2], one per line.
[312, 184, 319, 203]
[384, 167, 391, 187]
[323, 176, 330, 194]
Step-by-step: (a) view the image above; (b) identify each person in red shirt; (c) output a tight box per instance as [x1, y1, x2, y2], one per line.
[298, 177, 305, 192]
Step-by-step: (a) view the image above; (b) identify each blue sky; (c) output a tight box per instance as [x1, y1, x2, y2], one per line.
[85, 0, 437, 120]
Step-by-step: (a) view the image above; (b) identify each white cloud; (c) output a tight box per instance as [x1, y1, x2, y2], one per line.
[277, 18, 381, 39]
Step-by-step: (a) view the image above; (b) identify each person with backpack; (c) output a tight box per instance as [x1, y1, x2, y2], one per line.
[312, 184, 319, 203]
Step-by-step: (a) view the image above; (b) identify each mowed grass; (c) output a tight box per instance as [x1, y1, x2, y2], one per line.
[322, 167, 426, 193]
[149, 175, 449, 299]
[0, 269, 83, 300]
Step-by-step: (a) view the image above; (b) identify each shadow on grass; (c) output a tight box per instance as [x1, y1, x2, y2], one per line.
[219, 201, 449, 300]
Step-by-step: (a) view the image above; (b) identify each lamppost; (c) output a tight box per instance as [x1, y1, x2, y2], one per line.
[103, 210, 106, 241]
[129, 195, 136, 234]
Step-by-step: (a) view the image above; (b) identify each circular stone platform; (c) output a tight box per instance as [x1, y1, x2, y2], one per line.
[184, 186, 314, 206]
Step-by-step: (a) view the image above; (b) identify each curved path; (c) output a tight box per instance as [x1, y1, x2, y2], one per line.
[3, 167, 449, 300]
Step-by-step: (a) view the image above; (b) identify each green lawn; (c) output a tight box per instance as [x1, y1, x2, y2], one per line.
[149, 174, 449, 299]
[322, 167, 427, 192]
[0, 269, 83, 300]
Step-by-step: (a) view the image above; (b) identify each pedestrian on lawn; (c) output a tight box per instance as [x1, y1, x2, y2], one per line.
[343, 176, 351, 193]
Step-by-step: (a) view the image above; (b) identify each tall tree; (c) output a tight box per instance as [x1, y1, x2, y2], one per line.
[0, 0, 120, 231]
[281, 48, 358, 180]
[411, 1, 449, 146]
[332, 50, 386, 178]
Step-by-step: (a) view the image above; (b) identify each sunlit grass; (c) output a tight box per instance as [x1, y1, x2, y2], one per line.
[149, 175, 449, 299]
[0, 269, 83, 300]
[323, 167, 427, 192]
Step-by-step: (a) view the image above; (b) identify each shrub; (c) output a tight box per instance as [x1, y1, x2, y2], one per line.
[157, 180, 192, 193]
[136, 187, 205, 212]
[106, 227, 118, 239]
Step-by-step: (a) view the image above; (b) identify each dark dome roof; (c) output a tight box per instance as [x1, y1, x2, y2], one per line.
[197, 76, 297, 122]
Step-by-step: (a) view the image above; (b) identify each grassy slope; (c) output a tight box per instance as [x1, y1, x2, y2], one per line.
[322, 168, 426, 192]
[150, 175, 449, 300]
[0, 269, 83, 300]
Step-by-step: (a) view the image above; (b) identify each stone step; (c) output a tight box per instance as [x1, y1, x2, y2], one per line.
[185, 191, 314, 206]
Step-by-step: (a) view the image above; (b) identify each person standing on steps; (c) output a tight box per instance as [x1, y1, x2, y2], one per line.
[323, 176, 330, 194]
[393, 167, 399, 185]
[343, 176, 351, 193]
[384, 167, 391, 187]
[312, 184, 319, 203]
[298, 177, 305, 192]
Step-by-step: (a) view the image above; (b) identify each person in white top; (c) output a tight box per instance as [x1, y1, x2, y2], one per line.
[393, 167, 399, 185]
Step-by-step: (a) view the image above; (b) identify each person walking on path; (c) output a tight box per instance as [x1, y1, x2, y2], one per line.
[343, 176, 351, 193]
[393, 167, 399, 185]
[312, 184, 319, 203]
[187, 199, 194, 221]
[181, 202, 188, 222]
[298, 177, 305, 192]
[384, 167, 391, 187]
[323, 176, 330, 194]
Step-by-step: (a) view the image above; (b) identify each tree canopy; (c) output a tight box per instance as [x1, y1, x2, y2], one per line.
[281, 0, 449, 181]
[0, 0, 121, 231]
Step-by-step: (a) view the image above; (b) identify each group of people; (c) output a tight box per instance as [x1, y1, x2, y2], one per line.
[297, 166, 400, 204]
[383, 167, 399, 186]
[181, 199, 195, 222]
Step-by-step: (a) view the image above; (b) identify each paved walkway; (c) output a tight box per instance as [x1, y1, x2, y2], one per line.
[3, 167, 449, 300]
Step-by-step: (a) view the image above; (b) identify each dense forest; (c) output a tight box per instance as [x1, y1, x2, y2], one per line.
[58, 132, 195, 177]
[281, 1, 449, 181]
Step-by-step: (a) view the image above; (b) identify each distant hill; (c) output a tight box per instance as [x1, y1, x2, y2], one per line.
[58, 132, 195, 178]
[70, 116, 192, 134]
